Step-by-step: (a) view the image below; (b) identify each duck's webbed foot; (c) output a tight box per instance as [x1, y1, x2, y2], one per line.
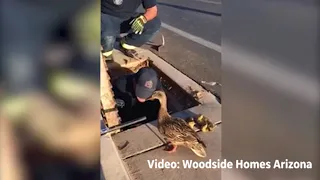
[167, 145, 177, 153]
[163, 141, 172, 151]
[163, 141, 177, 153]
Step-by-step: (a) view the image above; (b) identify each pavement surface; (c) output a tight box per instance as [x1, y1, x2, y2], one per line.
[158, 0, 221, 44]
[112, 105, 221, 180]
[153, 0, 222, 99]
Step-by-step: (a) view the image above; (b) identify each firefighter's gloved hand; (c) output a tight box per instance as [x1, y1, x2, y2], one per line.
[130, 15, 147, 34]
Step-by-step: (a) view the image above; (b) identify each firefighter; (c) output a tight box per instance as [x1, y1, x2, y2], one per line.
[113, 67, 163, 122]
[101, 0, 161, 60]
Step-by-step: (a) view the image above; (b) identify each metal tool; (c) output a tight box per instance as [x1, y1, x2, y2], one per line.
[104, 116, 147, 134]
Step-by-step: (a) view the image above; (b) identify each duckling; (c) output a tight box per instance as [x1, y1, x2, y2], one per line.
[194, 115, 207, 131]
[195, 114, 215, 132]
[185, 117, 196, 129]
[148, 91, 207, 158]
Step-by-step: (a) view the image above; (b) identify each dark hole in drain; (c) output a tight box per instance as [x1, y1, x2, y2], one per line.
[108, 60, 199, 130]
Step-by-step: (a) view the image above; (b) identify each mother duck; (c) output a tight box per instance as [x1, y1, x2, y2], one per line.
[148, 91, 207, 158]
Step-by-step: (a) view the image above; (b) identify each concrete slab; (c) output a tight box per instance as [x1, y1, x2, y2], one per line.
[123, 125, 221, 180]
[112, 125, 165, 159]
[100, 135, 130, 180]
[127, 102, 222, 180]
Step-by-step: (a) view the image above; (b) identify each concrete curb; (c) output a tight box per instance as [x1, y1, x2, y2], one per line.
[100, 134, 131, 180]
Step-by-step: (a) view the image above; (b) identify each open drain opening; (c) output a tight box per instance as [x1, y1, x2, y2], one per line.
[107, 59, 199, 131]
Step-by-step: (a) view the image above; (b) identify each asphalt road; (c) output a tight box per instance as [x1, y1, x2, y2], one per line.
[158, 0, 221, 45]
[151, 0, 222, 99]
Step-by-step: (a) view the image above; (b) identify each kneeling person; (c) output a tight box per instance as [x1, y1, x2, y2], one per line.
[113, 67, 163, 122]
[101, 0, 161, 61]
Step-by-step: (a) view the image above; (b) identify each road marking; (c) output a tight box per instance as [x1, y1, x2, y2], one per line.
[161, 22, 222, 53]
[195, 0, 222, 5]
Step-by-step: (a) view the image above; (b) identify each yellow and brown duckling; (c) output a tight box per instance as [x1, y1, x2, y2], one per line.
[195, 115, 216, 132]
[186, 115, 219, 132]
[185, 117, 196, 129]
[148, 91, 207, 158]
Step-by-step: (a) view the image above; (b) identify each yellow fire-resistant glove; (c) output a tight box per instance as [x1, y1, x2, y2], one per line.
[130, 15, 147, 34]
